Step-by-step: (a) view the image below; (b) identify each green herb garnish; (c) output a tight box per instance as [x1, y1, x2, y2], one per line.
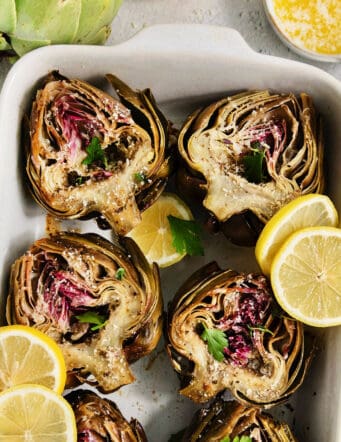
[82, 137, 108, 169]
[75, 176, 85, 186]
[134, 171, 146, 182]
[167, 216, 204, 256]
[115, 267, 125, 280]
[243, 141, 266, 184]
[248, 324, 274, 336]
[220, 436, 252, 442]
[75, 311, 107, 331]
[200, 323, 228, 362]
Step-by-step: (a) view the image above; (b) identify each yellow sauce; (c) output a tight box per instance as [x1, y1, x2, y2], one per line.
[272, 0, 341, 55]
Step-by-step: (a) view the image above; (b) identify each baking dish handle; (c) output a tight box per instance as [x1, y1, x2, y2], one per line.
[116, 24, 255, 57]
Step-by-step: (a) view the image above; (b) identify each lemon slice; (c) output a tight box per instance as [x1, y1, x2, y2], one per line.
[128, 193, 193, 267]
[255, 194, 339, 275]
[0, 325, 66, 393]
[270, 226, 341, 327]
[0, 384, 77, 441]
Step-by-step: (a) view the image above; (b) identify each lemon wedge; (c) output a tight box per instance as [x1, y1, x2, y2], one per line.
[128, 193, 193, 267]
[255, 194, 338, 276]
[0, 384, 76, 441]
[0, 325, 66, 393]
[270, 226, 341, 327]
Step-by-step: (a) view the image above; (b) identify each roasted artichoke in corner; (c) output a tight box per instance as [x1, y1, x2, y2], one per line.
[66, 389, 148, 441]
[178, 90, 324, 245]
[166, 262, 313, 406]
[179, 397, 298, 441]
[26, 71, 172, 235]
[6, 232, 162, 392]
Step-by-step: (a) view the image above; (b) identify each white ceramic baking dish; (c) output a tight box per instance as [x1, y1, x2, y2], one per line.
[0, 24, 340, 442]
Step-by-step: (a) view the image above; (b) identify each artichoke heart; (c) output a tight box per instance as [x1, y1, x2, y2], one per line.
[6, 232, 162, 393]
[66, 389, 148, 442]
[178, 90, 324, 244]
[166, 262, 313, 406]
[26, 71, 172, 235]
[180, 397, 298, 441]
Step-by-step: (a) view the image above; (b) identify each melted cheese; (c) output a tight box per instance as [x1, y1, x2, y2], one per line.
[272, 0, 341, 55]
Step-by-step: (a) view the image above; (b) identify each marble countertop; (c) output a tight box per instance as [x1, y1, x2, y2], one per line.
[0, 0, 340, 90]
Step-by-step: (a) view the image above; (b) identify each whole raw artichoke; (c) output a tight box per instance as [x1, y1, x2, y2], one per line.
[179, 398, 298, 441]
[26, 71, 172, 235]
[166, 262, 313, 407]
[177, 90, 324, 245]
[0, 0, 122, 57]
[7, 232, 162, 392]
[66, 389, 148, 441]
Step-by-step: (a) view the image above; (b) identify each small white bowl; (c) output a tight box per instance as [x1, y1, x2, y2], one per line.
[263, 0, 341, 63]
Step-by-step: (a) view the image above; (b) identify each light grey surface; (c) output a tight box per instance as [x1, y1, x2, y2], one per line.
[0, 0, 340, 90]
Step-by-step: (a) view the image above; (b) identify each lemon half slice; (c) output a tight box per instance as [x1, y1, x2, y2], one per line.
[271, 226, 341, 327]
[256, 194, 338, 275]
[0, 384, 76, 441]
[0, 325, 66, 393]
[128, 193, 193, 268]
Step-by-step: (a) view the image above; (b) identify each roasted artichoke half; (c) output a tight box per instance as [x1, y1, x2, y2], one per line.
[166, 262, 312, 406]
[179, 397, 298, 441]
[7, 232, 162, 392]
[178, 90, 324, 245]
[26, 71, 172, 235]
[66, 389, 147, 442]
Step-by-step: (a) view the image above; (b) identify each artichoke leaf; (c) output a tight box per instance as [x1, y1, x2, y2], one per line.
[180, 398, 298, 441]
[10, 35, 51, 56]
[75, 0, 123, 43]
[0, 0, 16, 34]
[14, 0, 81, 44]
[0, 33, 12, 51]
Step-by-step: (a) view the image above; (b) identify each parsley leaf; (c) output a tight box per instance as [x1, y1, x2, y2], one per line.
[220, 436, 252, 442]
[200, 323, 228, 362]
[75, 311, 107, 331]
[134, 172, 146, 182]
[75, 176, 85, 186]
[115, 267, 125, 280]
[167, 216, 204, 256]
[82, 137, 108, 169]
[248, 324, 274, 336]
[243, 141, 266, 184]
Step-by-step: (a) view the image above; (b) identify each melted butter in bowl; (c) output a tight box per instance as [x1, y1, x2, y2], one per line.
[263, 0, 341, 62]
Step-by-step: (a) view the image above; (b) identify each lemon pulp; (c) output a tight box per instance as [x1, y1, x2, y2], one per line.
[128, 193, 193, 268]
[270, 227, 341, 327]
[272, 0, 341, 55]
[0, 325, 66, 393]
